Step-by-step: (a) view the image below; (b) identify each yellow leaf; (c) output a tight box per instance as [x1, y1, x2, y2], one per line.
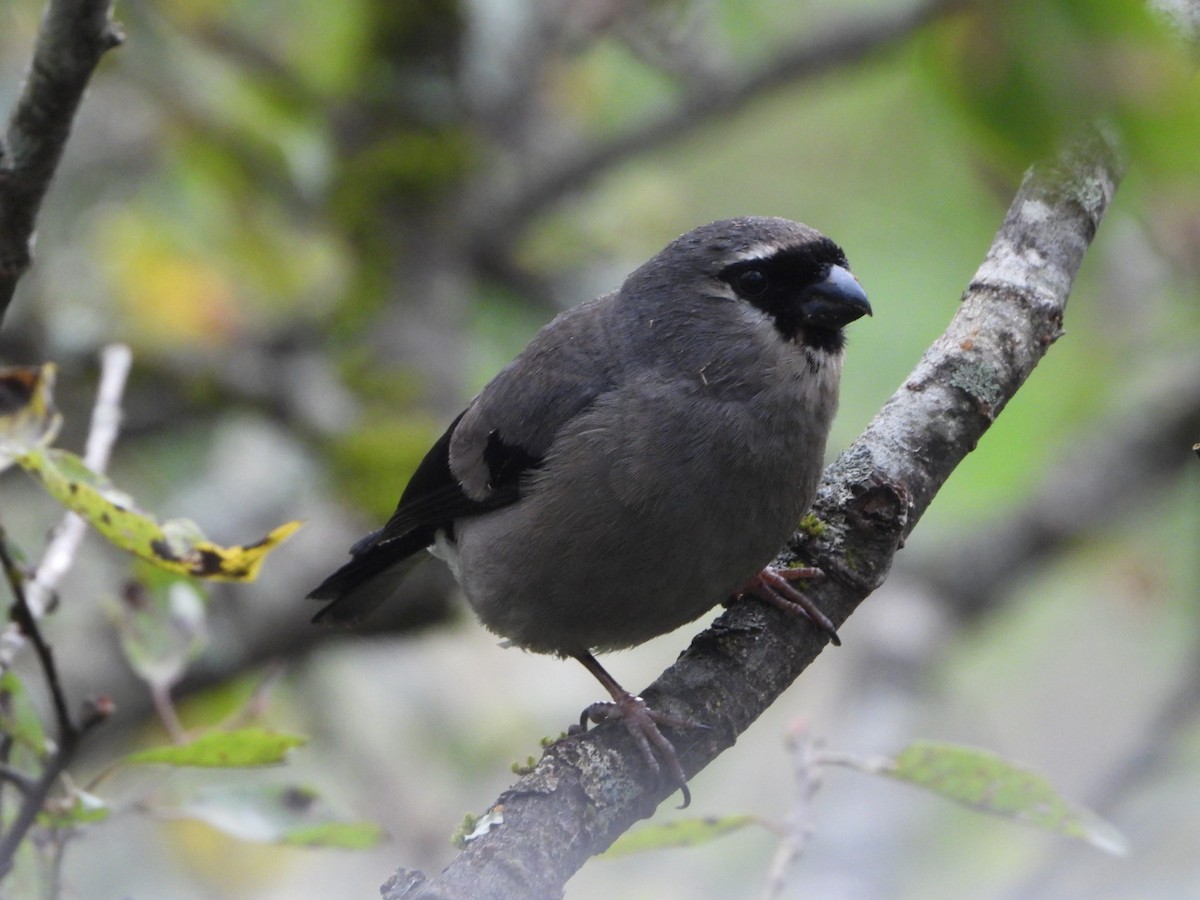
[17, 447, 301, 581]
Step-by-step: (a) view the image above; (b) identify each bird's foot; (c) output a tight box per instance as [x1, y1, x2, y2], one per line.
[739, 565, 840, 646]
[574, 692, 701, 808]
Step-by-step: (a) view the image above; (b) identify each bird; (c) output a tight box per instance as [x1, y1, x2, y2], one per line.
[309, 216, 871, 806]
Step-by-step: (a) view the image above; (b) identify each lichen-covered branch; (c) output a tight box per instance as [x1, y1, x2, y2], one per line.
[388, 131, 1124, 900]
[0, 0, 123, 326]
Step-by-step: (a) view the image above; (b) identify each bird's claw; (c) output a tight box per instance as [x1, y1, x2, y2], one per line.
[740, 564, 840, 645]
[578, 693, 702, 808]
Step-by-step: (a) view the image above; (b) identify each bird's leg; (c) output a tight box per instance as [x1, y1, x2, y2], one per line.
[571, 651, 698, 808]
[739, 565, 841, 646]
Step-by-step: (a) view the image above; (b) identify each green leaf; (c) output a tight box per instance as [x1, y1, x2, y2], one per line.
[880, 741, 1127, 855]
[125, 728, 307, 768]
[284, 821, 387, 849]
[0, 672, 48, 759]
[153, 783, 384, 848]
[111, 578, 208, 691]
[37, 791, 109, 829]
[16, 445, 301, 581]
[920, 0, 1193, 173]
[602, 815, 761, 858]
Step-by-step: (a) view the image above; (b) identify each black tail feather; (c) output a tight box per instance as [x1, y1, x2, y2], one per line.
[308, 529, 432, 625]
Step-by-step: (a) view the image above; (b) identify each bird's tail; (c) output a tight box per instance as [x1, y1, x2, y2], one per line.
[307, 530, 430, 625]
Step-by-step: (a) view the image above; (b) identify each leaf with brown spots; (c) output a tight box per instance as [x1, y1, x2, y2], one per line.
[17, 446, 301, 581]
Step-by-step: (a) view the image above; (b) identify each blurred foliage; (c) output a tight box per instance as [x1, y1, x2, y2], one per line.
[878, 741, 1127, 854]
[111, 576, 209, 693]
[328, 415, 441, 520]
[921, 0, 1200, 176]
[0, 363, 347, 894]
[0, 0, 1198, 896]
[124, 728, 306, 767]
[0, 672, 48, 763]
[155, 782, 385, 848]
[604, 814, 762, 858]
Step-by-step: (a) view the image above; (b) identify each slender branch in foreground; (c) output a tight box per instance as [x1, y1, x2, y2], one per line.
[0, 700, 109, 881]
[0, 534, 111, 880]
[0, 348, 128, 877]
[0, 534, 72, 744]
[762, 721, 824, 899]
[386, 131, 1124, 900]
[0, 0, 124, 326]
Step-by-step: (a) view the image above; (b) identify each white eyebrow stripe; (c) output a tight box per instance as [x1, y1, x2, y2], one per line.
[730, 243, 789, 263]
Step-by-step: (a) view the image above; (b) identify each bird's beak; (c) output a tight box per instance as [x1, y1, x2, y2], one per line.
[798, 265, 872, 328]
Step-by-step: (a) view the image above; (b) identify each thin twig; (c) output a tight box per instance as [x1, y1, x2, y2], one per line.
[150, 684, 185, 745]
[0, 534, 71, 744]
[467, 0, 969, 258]
[43, 831, 69, 900]
[0, 344, 130, 883]
[0, 531, 110, 882]
[0, 700, 109, 880]
[762, 721, 824, 899]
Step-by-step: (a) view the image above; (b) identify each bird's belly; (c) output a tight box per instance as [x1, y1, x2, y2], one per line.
[453, 408, 820, 655]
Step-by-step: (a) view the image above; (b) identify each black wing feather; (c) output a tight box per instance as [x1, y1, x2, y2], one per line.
[307, 410, 540, 623]
[310, 297, 614, 625]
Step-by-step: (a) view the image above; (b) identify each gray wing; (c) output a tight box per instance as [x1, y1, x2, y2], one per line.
[309, 295, 617, 624]
[448, 294, 617, 500]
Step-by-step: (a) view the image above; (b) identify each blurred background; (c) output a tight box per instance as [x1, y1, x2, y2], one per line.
[1, 0, 1199, 896]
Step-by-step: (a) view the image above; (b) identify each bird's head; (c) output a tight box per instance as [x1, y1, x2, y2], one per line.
[624, 217, 871, 355]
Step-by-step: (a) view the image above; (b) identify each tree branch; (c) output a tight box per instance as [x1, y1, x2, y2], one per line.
[913, 353, 1200, 623]
[94, 349, 1200, 737]
[388, 130, 1124, 899]
[0, 0, 123, 327]
[465, 0, 968, 263]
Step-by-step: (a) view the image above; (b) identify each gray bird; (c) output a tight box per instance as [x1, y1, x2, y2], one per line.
[309, 216, 870, 805]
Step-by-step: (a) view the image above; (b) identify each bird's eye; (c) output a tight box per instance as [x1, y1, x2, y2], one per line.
[736, 269, 768, 297]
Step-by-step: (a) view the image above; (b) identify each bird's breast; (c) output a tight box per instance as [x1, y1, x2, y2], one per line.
[451, 362, 836, 655]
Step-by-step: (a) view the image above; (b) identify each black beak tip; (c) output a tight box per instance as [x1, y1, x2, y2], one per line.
[801, 265, 871, 328]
